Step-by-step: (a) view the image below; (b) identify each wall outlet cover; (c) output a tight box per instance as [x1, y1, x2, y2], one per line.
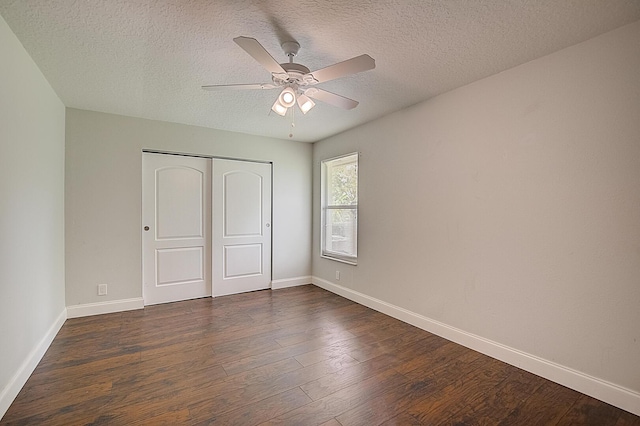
[98, 284, 108, 296]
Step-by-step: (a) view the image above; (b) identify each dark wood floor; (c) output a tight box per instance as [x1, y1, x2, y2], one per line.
[2, 285, 638, 425]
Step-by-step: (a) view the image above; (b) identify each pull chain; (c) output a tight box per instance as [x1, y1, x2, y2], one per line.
[289, 103, 295, 138]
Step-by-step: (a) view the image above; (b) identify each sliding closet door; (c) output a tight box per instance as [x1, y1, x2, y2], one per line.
[142, 153, 211, 305]
[213, 159, 272, 296]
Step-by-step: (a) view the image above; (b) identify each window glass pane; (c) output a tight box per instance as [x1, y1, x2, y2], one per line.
[322, 152, 358, 263]
[325, 208, 357, 257]
[327, 158, 357, 206]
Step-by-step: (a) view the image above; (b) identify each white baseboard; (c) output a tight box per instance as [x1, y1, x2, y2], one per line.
[66, 297, 144, 318]
[311, 276, 640, 417]
[0, 308, 67, 420]
[271, 276, 312, 290]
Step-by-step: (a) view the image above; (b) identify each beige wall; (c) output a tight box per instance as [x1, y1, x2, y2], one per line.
[0, 15, 66, 415]
[65, 109, 312, 306]
[313, 20, 640, 399]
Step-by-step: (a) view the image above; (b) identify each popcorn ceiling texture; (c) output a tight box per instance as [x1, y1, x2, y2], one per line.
[1, 0, 639, 142]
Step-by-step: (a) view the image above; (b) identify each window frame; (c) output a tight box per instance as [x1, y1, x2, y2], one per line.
[320, 152, 358, 265]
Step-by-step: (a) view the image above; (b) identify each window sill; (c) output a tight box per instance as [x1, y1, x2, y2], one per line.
[321, 254, 357, 266]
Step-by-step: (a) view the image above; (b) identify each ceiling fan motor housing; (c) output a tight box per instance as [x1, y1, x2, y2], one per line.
[273, 63, 309, 83]
[272, 62, 317, 89]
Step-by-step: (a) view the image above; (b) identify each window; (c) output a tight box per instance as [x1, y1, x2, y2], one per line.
[321, 153, 358, 264]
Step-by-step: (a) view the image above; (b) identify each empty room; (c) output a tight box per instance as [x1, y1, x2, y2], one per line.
[1, 1, 639, 424]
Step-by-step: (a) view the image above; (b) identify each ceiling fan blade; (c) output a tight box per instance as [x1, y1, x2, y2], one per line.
[309, 54, 375, 84]
[305, 88, 359, 110]
[233, 36, 286, 75]
[202, 83, 276, 91]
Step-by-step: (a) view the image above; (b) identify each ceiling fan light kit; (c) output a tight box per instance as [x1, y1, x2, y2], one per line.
[271, 99, 288, 116]
[297, 94, 315, 114]
[202, 36, 375, 120]
[272, 86, 299, 116]
[278, 87, 296, 108]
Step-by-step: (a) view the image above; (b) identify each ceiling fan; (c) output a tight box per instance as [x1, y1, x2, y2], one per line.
[202, 37, 375, 116]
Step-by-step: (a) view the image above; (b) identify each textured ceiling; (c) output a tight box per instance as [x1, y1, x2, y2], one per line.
[1, 1, 639, 142]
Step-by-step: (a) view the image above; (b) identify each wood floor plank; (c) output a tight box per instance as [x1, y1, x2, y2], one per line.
[399, 351, 495, 423]
[105, 361, 227, 410]
[497, 379, 582, 425]
[21, 351, 142, 387]
[293, 339, 367, 367]
[299, 333, 458, 403]
[187, 354, 360, 423]
[1, 397, 114, 425]
[343, 327, 435, 363]
[335, 376, 435, 426]
[130, 408, 192, 425]
[396, 339, 469, 376]
[445, 367, 546, 425]
[419, 356, 513, 423]
[221, 328, 364, 376]
[223, 358, 304, 386]
[275, 326, 356, 348]
[1, 285, 637, 425]
[98, 395, 194, 424]
[616, 411, 640, 426]
[118, 316, 281, 349]
[379, 411, 423, 425]
[197, 387, 312, 426]
[317, 419, 343, 426]
[300, 353, 401, 401]
[1, 380, 113, 422]
[557, 394, 623, 426]
[261, 368, 409, 425]
[334, 342, 484, 425]
[135, 346, 225, 375]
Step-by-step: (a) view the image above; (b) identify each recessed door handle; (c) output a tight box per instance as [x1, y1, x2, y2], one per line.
[144, 226, 150, 231]
[266, 223, 270, 228]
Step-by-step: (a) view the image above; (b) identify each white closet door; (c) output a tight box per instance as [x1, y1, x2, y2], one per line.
[213, 159, 272, 296]
[142, 153, 211, 305]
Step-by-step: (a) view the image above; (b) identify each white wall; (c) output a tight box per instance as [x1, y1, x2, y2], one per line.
[313, 21, 640, 412]
[0, 15, 66, 417]
[65, 109, 312, 307]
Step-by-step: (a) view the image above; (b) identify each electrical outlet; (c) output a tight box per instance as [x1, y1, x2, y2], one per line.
[335, 271, 340, 281]
[98, 284, 108, 296]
